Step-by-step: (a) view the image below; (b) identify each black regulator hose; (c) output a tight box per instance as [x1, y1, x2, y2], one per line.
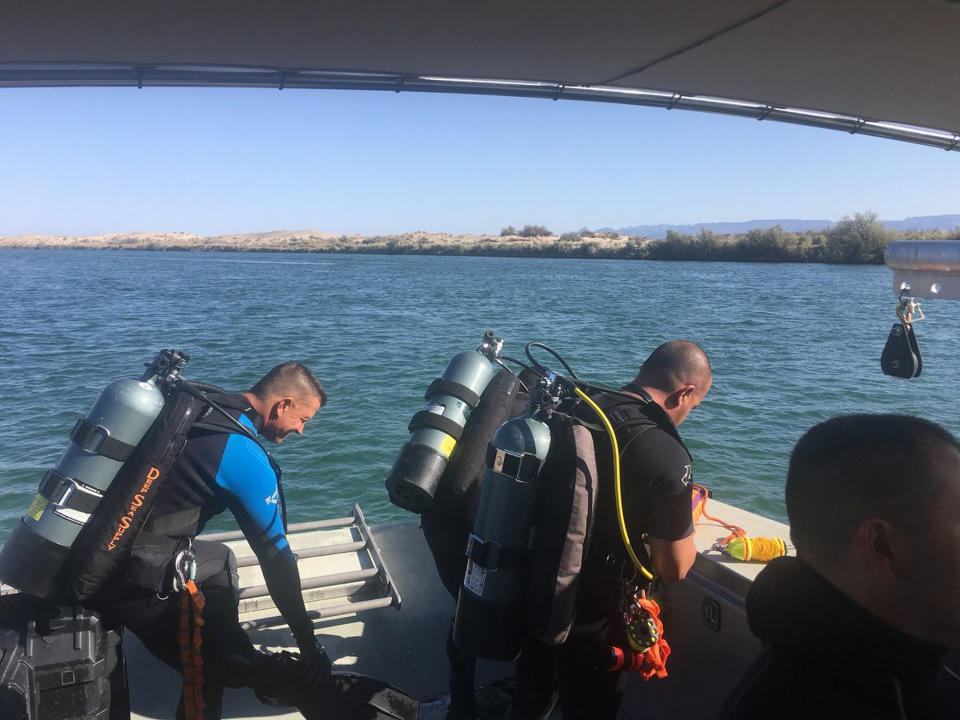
[497, 355, 541, 391]
[524, 342, 581, 380]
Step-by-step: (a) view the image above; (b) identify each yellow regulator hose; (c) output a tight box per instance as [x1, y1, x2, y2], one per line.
[574, 387, 654, 581]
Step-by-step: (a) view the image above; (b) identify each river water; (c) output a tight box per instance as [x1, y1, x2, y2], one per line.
[2, 249, 958, 539]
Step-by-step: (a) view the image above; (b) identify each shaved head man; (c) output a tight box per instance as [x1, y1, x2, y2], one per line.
[721, 414, 960, 720]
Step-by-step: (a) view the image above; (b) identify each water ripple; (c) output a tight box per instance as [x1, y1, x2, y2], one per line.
[1, 250, 958, 539]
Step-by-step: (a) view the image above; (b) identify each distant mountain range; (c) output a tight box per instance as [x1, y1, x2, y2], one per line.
[613, 214, 960, 239]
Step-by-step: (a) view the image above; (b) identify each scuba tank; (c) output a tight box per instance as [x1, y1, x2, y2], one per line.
[452, 376, 555, 660]
[0, 350, 189, 599]
[386, 331, 502, 513]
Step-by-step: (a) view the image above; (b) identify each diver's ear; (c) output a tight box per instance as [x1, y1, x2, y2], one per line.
[667, 384, 695, 409]
[856, 517, 897, 581]
[271, 397, 294, 419]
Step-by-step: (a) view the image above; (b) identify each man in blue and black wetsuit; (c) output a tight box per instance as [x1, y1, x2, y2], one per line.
[92, 362, 328, 719]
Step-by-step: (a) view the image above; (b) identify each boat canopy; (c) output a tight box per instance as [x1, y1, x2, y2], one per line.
[1, 0, 959, 150]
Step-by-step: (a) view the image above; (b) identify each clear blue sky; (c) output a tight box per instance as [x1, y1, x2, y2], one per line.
[1, 86, 957, 237]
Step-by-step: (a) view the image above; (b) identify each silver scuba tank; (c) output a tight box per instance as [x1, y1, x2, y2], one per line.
[0, 350, 187, 598]
[452, 409, 552, 660]
[386, 332, 501, 512]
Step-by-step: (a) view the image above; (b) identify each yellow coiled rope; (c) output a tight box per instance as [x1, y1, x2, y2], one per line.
[574, 387, 654, 581]
[694, 484, 789, 563]
[721, 536, 787, 562]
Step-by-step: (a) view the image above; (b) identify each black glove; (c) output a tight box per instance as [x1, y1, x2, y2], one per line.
[298, 636, 333, 688]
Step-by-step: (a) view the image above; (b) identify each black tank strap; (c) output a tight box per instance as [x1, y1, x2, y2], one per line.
[408, 410, 464, 440]
[70, 418, 138, 462]
[425, 378, 481, 408]
[466, 534, 527, 571]
[485, 445, 542, 483]
[38, 468, 103, 514]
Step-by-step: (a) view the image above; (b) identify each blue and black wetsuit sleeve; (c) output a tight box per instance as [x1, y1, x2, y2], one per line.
[213, 418, 315, 647]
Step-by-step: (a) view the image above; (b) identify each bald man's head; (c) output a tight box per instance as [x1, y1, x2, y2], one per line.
[635, 340, 712, 393]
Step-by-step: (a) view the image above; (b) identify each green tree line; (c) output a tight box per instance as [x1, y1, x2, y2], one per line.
[644, 212, 903, 263]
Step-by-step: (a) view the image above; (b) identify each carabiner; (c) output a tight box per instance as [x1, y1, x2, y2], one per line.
[172, 539, 197, 592]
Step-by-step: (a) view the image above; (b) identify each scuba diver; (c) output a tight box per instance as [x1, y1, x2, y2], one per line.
[386, 335, 709, 719]
[507, 339, 712, 720]
[87, 361, 331, 719]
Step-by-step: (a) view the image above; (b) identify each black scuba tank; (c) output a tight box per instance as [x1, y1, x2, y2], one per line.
[0, 350, 189, 599]
[452, 410, 552, 660]
[386, 332, 502, 513]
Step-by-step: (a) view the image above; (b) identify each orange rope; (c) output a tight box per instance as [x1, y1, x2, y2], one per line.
[692, 483, 746, 545]
[692, 484, 789, 563]
[178, 580, 206, 720]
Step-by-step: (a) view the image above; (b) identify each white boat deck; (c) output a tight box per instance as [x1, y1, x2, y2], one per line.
[125, 498, 791, 719]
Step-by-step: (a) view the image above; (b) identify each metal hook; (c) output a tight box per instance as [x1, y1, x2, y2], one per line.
[896, 293, 924, 326]
[172, 538, 197, 592]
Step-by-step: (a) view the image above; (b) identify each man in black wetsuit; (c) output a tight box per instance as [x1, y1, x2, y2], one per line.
[719, 414, 960, 720]
[508, 339, 712, 719]
[92, 362, 328, 719]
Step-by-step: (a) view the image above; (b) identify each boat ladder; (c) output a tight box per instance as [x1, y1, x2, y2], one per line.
[199, 504, 402, 631]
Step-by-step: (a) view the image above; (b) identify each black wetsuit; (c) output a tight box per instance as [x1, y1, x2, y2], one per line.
[718, 556, 960, 720]
[509, 385, 696, 720]
[91, 391, 314, 718]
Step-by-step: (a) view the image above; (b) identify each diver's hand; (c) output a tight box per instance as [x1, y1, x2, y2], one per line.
[298, 637, 332, 688]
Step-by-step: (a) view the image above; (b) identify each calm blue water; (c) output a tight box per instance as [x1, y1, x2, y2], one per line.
[2, 249, 959, 539]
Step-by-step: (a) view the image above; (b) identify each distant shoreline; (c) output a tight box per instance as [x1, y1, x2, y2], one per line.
[3, 219, 956, 263]
[0, 231, 649, 259]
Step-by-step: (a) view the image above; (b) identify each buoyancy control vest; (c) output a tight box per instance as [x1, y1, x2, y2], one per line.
[117, 388, 287, 596]
[575, 387, 690, 620]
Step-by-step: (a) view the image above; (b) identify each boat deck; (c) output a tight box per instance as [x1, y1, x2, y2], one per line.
[123, 498, 790, 719]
